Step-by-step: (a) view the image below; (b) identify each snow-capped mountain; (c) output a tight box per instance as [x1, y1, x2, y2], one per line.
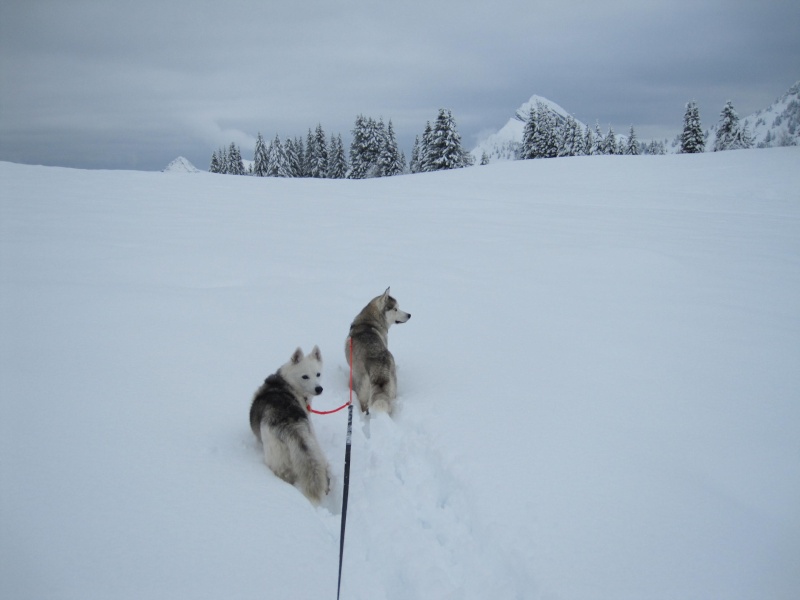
[163, 156, 200, 173]
[470, 95, 584, 163]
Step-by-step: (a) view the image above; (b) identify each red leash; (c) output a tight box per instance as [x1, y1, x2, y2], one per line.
[307, 337, 353, 415]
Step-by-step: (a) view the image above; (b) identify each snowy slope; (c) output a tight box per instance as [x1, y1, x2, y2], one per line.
[2, 149, 800, 600]
[741, 80, 800, 148]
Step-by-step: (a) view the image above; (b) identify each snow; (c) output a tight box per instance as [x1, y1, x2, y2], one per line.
[2, 148, 799, 600]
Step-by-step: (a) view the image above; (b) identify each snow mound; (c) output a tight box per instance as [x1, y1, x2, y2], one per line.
[163, 156, 200, 173]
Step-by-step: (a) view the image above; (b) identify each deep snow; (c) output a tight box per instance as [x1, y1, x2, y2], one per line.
[1, 149, 799, 600]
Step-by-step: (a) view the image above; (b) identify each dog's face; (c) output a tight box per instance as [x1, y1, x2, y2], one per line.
[282, 346, 323, 398]
[382, 287, 411, 327]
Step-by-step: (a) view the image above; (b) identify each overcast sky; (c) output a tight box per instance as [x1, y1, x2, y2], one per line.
[1, 0, 798, 171]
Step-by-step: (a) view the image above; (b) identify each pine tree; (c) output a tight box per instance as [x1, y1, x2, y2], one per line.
[625, 125, 640, 155]
[228, 142, 245, 175]
[348, 115, 371, 179]
[410, 136, 421, 173]
[327, 134, 348, 179]
[379, 120, 404, 176]
[308, 124, 328, 178]
[680, 101, 704, 153]
[420, 121, 433, 172]
[293, 136, 307, 177]
[521, 105, 537, 160]
[428, 109, 468, 170]
[558, 115, 583, 157]
[584, 125, 595, 156]
[602, 127, 618, 155]
[216, 146, 228, 174]
[266, 135, 291, 177]
[253, 132, 269, 176]
[284, 138, 300, 177]
[209, 150, 220, 173]
[714, 101, 752, 151]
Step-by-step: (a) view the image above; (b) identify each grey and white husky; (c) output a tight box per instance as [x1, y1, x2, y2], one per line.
[345, 288, 411, 415]
[249, 346, 330, 504]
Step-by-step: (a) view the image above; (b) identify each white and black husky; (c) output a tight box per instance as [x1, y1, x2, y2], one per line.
[249, 346, 330, 504]
[346, 288, 411, 416]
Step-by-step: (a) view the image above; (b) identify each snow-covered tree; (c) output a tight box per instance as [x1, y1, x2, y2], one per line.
[714, 101, 752, 151]
[327, 134, 348, 179]
[228, 142, 245, 175]
[253, 132, 269, 176]
[292, 136, 307, 177]
[559, 115, 584, 157]
[308, 124, 328, 178]
[427, 108, 469, 170]
[266, 135, 292, 177]
[583, 125, 595, 156]
[520, 105, 538, 159]
[602, 127, 618, 155]
[419, 121, 434, 172]
[378, 120, 405, 176]
[349, 115, 395, 178]
[209, 150, 220, 173]
[625, 125, 640, 156]
[680, 101, 704, 153]
[593, 122, 605, 155]
[409, 136, 421, 173]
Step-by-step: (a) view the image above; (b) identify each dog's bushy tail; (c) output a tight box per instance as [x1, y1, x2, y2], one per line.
[287, 426, 330, 504]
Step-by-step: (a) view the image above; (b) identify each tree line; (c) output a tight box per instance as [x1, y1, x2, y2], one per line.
[209, 108, 472, 178]
[209, 99, 760, 177]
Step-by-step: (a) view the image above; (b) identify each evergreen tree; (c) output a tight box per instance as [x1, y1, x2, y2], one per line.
[521, 105, 537, 160]
[593, 122, 604, 155]
[209, 150, 220, 173]
[228, 142, 245, 175]
[266, 135, 291, 177]
[327, 134, 348, 179]
[420, 121, 434, 172]
[253, 132, 269, 176]
[349, 115, 371, 179]
[428, 108, 468, 170]
[410, 136, 421, 173]
[625, 125, 640, 155]
[305, 129, 316, 175]
[309, 124, 328, 178]
[558, 115, 584, 157]
[379, 120, 404, 176]
[293, 136, 307, 177]
[216, 146, 229, 174]
[284, 137, 300, 177]
[680, 101, 704, 153]
[531, 102, 558, 158]
[602, 127, 618, 155]
[583, 125, 595, 156]
[714, 101, 752, 151]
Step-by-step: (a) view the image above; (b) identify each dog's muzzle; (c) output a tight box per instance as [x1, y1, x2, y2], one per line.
[314, 386, 323, 395]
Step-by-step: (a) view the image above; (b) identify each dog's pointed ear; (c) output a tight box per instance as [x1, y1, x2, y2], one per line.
[290, 347, 304, 364]
[383, 287, 391, 299]
[310, 345, 322, 362]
